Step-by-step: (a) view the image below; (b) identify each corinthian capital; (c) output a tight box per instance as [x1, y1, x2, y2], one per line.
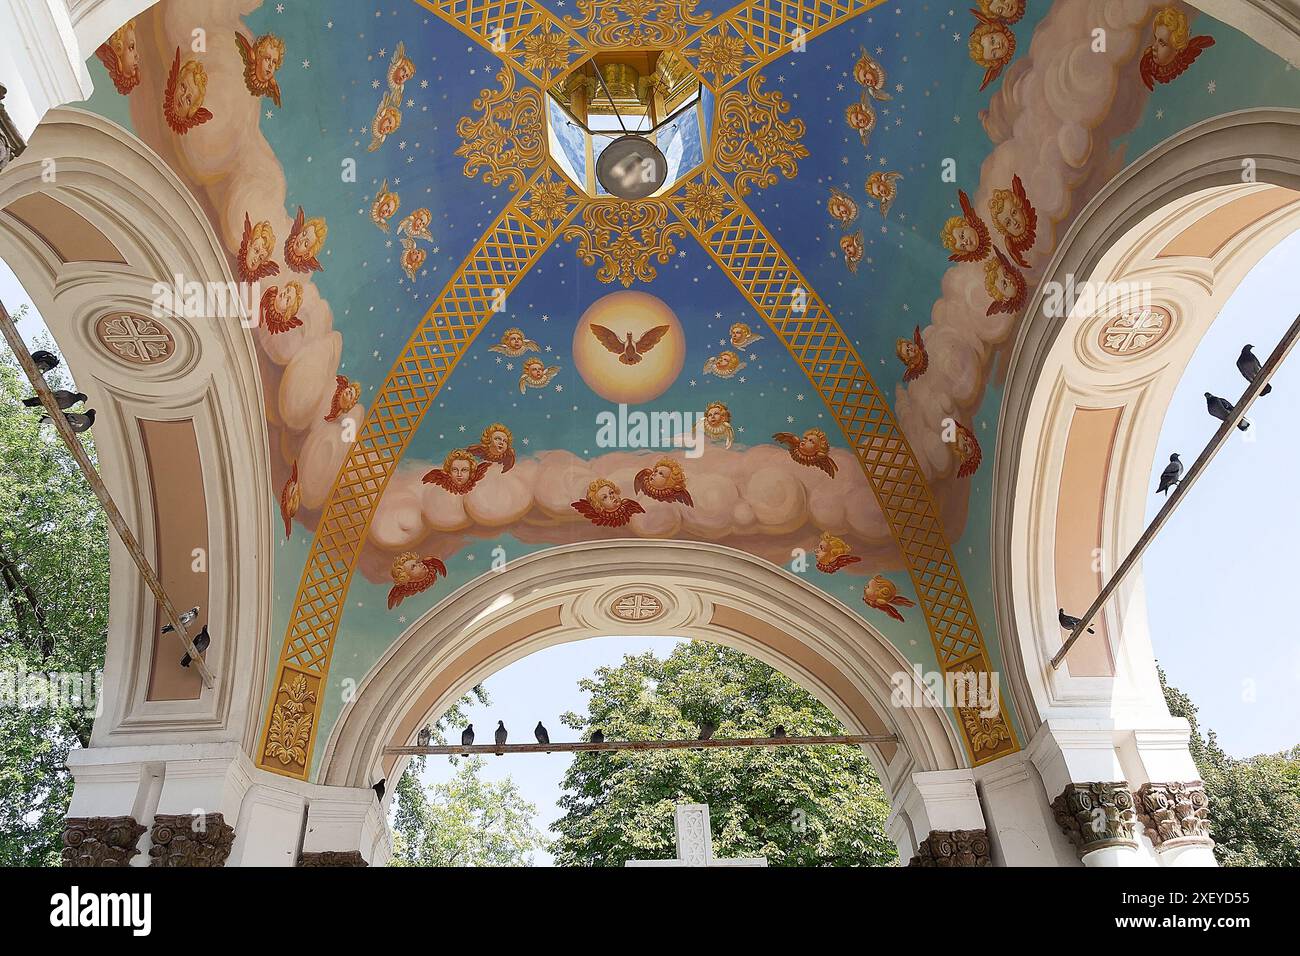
[1134, 781, 1213, 849]
[1051, 781, 1138, 856]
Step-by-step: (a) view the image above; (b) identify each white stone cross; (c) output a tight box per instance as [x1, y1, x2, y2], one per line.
[625, 803, 768, 867]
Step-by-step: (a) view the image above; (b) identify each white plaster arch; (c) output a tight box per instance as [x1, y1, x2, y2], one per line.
[320, 539, 968, 804]
[1190, 0, 1300, 66]
[994, 109, 1300, 733]
[65, 0, 162, 53]
[0, 106, 274, 751]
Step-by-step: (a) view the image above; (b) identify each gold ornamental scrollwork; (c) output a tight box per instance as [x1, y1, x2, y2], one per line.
[455, 67, 547, 191]
[521, 29, 574, 79]
[713, 74, 808, 194]
[677, 176, 732, 230]
[263, 672, 319, 771]
[521, 172, 579, 228]
[564, 0, 713, 48]
[948, 661, 1012, 755]
[563, 199, 688, 286]
[690, 31, 755, 85]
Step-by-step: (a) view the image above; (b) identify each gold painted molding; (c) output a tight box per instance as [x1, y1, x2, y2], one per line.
[257, 0, 1016, 778]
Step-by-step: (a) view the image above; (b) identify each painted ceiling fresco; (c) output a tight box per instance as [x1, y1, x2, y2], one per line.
[78, 0, 1300, 779]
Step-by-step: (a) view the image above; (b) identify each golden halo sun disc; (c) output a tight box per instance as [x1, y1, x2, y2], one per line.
[571, 291, 686, 405]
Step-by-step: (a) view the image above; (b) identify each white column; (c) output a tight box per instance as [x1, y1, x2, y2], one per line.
[1027, 719, 1215, 867]
[301, 792, 391, 867]
[974, 753, 1079, 866]
[0, 0, 94, 138]
[886, 768, 990, 865]
[66, 742, 395, 866]
[1027, 721, 1148, 866]
[226, 786, 305, 867]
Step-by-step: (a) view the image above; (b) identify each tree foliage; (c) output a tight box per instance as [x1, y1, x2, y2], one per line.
[390, 756, 548, 867]
[1160, 666, 1300, 866]
[0, 332, 109, 865]
[549, 642, 897, 867]
[390, 686, 549, 867]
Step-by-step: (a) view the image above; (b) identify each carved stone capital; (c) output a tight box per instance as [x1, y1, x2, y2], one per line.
[1052, 781, 1138, 856]
[61, 816, 146, 867]
[908, 828, 993, 867]
[1134, 781, 1213, 849]
[148, 812, 236, 867]
[298, 850, 368, 867]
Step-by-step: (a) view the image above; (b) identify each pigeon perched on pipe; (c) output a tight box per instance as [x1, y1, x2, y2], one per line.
[161, 606, 200, 634]
[39, 409, 95, 433]
[495, 720, 507, 752]
[417, 726, 431, 748]
[1237, 345, 1272, 396]
[23, 390, 86, 410]
[1156, 453, 1182, 496]
[771, 725, 787, 739]
[697, 721, 716, 741]
[590, 728, 604, 744]
[179, 625, 210, 668]
[1059, 608, 1095, 634]
[535, 721, 550, 753]
[1205, 393, 1249, 431]
[30, 350, 59, 373]
[461, 724, 474, 747]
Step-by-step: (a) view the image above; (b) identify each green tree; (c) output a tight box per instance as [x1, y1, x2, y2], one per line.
[391, 756, 548, 867]
[550, 642, 897, 867]
[0, 327, 109, 866]
[390, 686, 549, 867]
[1160, 666, 1300, 866]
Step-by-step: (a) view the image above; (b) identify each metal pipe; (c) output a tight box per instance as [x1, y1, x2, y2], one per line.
[385, 734, 898, 756]
[1052, 310, 1300, 669]
[0, 300, 215, 687]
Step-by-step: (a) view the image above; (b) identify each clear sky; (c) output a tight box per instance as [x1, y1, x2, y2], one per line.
[1142, 226, 1300, 758]
[3, 224, 1298, 865]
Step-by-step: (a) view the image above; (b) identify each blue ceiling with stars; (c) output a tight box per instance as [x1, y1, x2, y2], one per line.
[77, 0, 1300, 773]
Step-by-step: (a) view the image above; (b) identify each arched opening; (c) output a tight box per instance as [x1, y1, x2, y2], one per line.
[322, 540, 967, 850]
[0, 107, 273, 749]
[321, 540, 1016, 863]
[393, 633, 906, 866]
[996, 109, 1300, 731]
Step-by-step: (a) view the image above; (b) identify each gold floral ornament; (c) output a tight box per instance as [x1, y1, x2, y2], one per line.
[563, 200, 688, 286]
[713, 74, 808, 195]
[691, 31, 754, 84]
[455, 67, 547, 192]
[952, 664, 1013, 757]
[521, 29, 571, 78]
[522, 175, 576, 227]
[678, 179, 730, 229]
[564, 0, 711, 47]
[264, 673, 318, 769]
